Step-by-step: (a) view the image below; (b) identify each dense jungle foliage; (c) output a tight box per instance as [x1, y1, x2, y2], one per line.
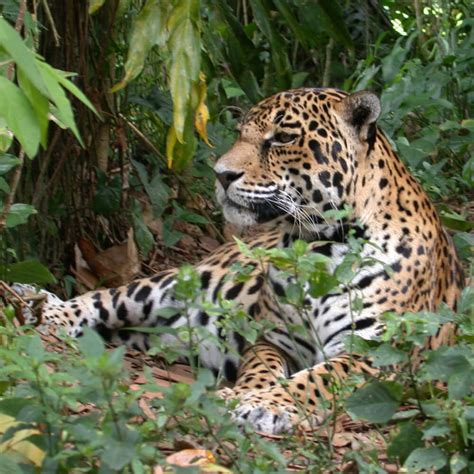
[0, 0, 472, 472]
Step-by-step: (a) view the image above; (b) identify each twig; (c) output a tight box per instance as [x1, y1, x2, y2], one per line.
[0, 280, 46, 326]
[41, 0, 61, 46]
[322, 38, 334, 88]
[0, 149, 25, 233]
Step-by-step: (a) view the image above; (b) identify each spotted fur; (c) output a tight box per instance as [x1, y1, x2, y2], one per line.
[18, 88, 463, 434]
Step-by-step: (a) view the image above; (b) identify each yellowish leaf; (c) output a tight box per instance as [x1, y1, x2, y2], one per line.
[166, 448, 215, 466]
[166, 125, 177, 169]
[194, 73, 213, 147]
[88, 0, 106, 14]
[167, 0, 201, 143]
[0, 414, 45, 467]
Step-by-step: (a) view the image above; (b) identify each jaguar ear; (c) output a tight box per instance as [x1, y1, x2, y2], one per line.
[336, 91, 380, 144]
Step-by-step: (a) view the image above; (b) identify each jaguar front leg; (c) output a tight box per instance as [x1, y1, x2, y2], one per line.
[229, 351, 377, 435]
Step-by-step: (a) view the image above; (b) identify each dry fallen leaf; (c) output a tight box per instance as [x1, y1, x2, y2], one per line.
[164, 449, 233, 472]
[76, 228, 140, 287]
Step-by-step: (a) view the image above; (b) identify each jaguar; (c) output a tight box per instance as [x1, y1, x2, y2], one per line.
[14, 88, 464, 435]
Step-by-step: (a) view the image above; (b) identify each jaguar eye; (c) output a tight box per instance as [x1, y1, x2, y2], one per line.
[272, 131, 297, 145]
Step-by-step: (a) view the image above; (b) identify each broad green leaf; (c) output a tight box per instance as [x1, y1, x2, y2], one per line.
[316, 0, 354, 51]
[308, 271, 339, 298]
[370, 344, 406, 367]
[132, 212, 154, 257]
[0, 18, 48, 96]
[89, 0, 106, 14]
[79, 328, 105, 359]
[35, 61, 82, 145]
[439, 211, 474, 232]
[0, 154, 20, 175]
[132, 159, 170, 217]
[273, 0, 309, 49]
[166, 108, 197, 171]
[387, 423, 423, 464]
[101, 439, 136, 470]
[4, 203, 37, 228]
[425, 347, 471, 381]
[168, 0, 201, 143]
[450, 454, 468, 473]
[346, 381, 401, 423]
[448, 369, 473, 400]
[0, 78, 40, 157]
[0, 453, 23, 474]
[214, 1, 262, 101]
[25, 335, 46, 361]
[17, 68, 49, 148]
[0, 118, 13, 153]
[0, 260, 56, 284]
[0, 177, 9, 192]
[43, 66, 98, 116]
[112, 0, 171, 91]
[249, 0, 290, 89]
[404, 447, 447, 472]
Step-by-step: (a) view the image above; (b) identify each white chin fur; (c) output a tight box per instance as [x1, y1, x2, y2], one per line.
[222, 204, 258, 226]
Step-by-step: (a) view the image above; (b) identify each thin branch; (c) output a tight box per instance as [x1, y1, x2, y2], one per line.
[322, 38, 334, 88]
[41, 0, 61, 46]
[0, 150, 25, 233]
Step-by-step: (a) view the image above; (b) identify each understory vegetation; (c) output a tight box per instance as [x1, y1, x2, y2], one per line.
[0, 0, 472, 472]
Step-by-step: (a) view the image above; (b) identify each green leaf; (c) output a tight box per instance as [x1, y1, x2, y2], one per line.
[308, 271, 339, 298]
[370, 344, 406, 367]
[0, 176, 9, 192]
[0, 454, 22, 474]
[425, 347, 471, 381]
[0, 77, 40, 157]
[273, 0, 309, 49]
[346, 381, 401, 423]
[214, 1, 262, 101]
[25, 334, 46, 361]
[163, 215, 183, 247]
[79, 328, 105, 359]
[101, 439, 136, 470]
[388, 423, 423, 464]
[0, 17, 48, 96]
[35, 61, 83, 146]
[168, 0, 201, 143]
[45, 66, 98, 116]
[132, 159, 170, 217]
[448, 369, 474, 400]
[113, 0, 171, 91]
[17, 68, 49, 148]
[249, 0, 290, 88]
[132, 211, 154, 257]
[4, 203, 37, 228]
[0, 118, 13, 153]
[404, 447, 447, 472]
[89, 0, 106, 14]
[450, 454, 468, 473]
[0, 260, 56, 284]
[0, 154, 20, 175]
[317, 0, 354, 51]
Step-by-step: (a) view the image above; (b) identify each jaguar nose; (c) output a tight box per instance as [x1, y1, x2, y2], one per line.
[215, 171, 244, 191]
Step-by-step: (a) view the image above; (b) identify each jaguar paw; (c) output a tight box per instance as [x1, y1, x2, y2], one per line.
[232, 401, 295, 435]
